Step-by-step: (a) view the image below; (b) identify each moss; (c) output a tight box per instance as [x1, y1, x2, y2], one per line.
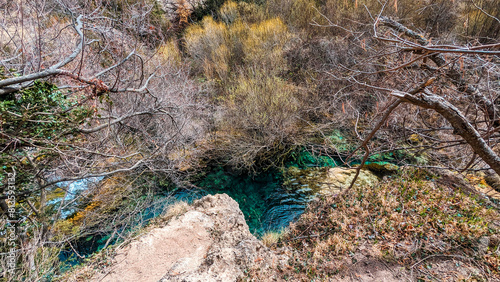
[288, 150, 338, 168]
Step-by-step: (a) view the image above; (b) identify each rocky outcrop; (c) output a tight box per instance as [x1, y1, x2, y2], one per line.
[89, 194, 287, 282]
[364, 162, 399, 174]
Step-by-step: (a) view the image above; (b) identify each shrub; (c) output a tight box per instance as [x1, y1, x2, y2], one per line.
[242, 18, 290, 72]
[409, 0, 458, 37]
[158, 40, 182, 65]
[267, 0, 319, 31]
[219, 0, 239, 24]
[227, 72, 298, 134]
[460, 0, 500, 42]
[261, 228, 288, 247]
[185, 13, 290, 79]
[184, 1, 301, 170]
[235, 2, 266, 24]
[248, 169, 500, 280]
[184, 16, 230, 79]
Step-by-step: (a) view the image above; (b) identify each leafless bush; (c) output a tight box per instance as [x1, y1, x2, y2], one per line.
[0, 1, 206, 280]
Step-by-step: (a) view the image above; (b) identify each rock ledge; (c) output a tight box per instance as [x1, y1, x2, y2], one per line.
[90, 194, 286, 282]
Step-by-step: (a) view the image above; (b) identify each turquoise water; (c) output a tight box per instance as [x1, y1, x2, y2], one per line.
[58, 148, 401, 266]
[58, 167, 308, 264]
[195, 167, 308, 236]
[58, 150, 336, 264]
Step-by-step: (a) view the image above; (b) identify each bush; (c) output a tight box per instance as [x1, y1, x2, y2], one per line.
[267, 0, 319, 31]
[185, 12, 290, 79]
[460, 0, 500, 42]
[219, 0, 239, 24]
[247, 169, 500, 280]
[242, 18, 290, 72]
[184, 16, 230, 79]
[227, 72, 298, 134]
[157, 40, 182, 65]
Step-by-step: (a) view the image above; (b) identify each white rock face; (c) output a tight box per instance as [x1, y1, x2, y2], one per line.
[90, 194, 286, 282]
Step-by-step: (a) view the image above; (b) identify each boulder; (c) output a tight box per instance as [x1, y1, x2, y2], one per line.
[89, 194, 286, 282]
[318, 167, 379, 196]
[364, 162, 399, 174]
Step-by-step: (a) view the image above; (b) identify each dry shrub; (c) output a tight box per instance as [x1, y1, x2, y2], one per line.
[185, 11, 290, 79]
[219, 0, 239, 24]
[212, 71, 300, 169]
[158, 40, 182, 65]
[242, 18, 290, 72]
[460, 0, 500, 41]
[274, 0, 460, 38]
[225, 72, 298, 135]
[162, 201, 189, 221]
[267, 0, 319, 31]
[235, 2, 267, 24]
[255, 168, 500, 280]
[184, 17, 230, 79]
[408, 0, 458, 37]
[261, 228, 288, 247]
[290, 0, 319, 30]
[184, 5, 302, 169]
[322, 0, 376, 30]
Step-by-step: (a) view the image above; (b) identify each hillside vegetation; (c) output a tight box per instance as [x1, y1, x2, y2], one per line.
[0, 0, 499, 280]
[249, 169, 500, 280]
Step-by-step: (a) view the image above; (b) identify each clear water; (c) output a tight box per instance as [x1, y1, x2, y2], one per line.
[195, 167, 310, 236]
[57, 149, 346, 267]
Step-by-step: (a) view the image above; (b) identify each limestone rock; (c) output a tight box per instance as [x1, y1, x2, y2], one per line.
[364, 162, 399, 174]
[89, 194, 286, 282]
[318, 167, 379, 196]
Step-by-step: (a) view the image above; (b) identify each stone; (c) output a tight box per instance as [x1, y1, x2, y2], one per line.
[364, 162, 399, 174]
[318, 167, 379, 196]
[88, 194, 287, 282]
[485, 171, 500, 192]
[476, 236, 490, 256]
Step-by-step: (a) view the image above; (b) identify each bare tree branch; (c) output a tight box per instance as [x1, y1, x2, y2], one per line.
[378, 16, 499, 125]
[391, 88, 500, 175]
[0, 16, 84, 93]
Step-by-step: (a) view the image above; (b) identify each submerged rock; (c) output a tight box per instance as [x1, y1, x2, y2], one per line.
[284, 166, 379, 196]
[318, 167, 379, 196]
[283, 166, 328, 193]
[87, 194, 287, 282]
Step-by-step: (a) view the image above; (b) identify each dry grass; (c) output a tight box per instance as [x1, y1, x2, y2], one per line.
[162, 201, 190, 221]
[261, 228, 289, 247]
[246, 168, 500, 281]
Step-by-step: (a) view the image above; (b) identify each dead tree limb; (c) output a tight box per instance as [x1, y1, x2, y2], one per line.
[347, 78, 437, 189]
[0, 15, 84, 95]
[390, 89, 500, 175]
[378, 17, 499, 126]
